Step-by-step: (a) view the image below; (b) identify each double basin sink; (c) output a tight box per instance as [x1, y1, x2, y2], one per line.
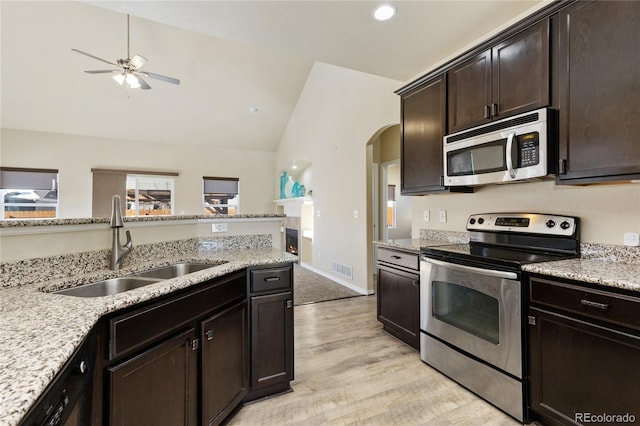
[54, 262, 224, 298]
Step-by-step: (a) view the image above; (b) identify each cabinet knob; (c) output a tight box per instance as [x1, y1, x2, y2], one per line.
[286, 300, 293, 309]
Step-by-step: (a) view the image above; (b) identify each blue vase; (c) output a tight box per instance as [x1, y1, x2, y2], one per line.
[280, 171, 288, 199]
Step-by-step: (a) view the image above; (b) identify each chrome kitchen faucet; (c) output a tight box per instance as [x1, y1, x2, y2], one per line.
[109, 195, 133, 270]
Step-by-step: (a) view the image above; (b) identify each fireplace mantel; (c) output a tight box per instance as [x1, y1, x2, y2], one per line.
[273, 197, 313, 217]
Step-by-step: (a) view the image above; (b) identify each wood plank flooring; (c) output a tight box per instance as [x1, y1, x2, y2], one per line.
[229, 296, 521, 425]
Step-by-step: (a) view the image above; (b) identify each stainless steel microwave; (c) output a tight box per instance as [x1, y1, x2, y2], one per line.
[443, 108, 555, 186]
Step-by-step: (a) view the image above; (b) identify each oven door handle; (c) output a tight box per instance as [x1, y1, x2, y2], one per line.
[506, 132, 516, 179]
[422, 257, 518, 280]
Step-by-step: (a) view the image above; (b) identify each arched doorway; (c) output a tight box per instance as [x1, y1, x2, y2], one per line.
[365, 123, 410, 292]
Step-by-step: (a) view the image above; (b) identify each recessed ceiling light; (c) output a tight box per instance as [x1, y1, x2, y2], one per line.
[249, 106, 259, 113]
[373, 4, 396, 21]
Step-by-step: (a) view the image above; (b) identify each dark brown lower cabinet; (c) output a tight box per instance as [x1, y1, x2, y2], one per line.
[376, 247, 420, 350]
[528, 277, 640, 425]
[108, 328, 198, 426]
[103, 271, 249, 426]
[201, 301, 248, 426]
[377, 264, 419, 350]
[245, 264, 294, 401]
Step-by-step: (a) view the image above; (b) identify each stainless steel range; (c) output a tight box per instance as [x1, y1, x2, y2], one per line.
[419, 213, 580, 422]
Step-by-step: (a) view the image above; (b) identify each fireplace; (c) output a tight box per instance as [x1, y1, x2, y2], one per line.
[285, 228, 299, 255]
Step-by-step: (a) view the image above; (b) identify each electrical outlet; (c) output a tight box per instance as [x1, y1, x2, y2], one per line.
[423, 210, 430, 222]
[212, 223, 228, 233]
[623, 232, 640, 246]
[316, 210, 321, 217]
[439, 210, 447, 223]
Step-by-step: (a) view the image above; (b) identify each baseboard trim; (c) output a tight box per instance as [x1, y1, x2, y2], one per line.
[298, 262, 373, 296]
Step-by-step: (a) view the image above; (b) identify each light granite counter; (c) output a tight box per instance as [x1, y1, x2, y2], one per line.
[523, 258, 640, 293]
[375, 229, 470, 253]
[0, 244, 296, 426]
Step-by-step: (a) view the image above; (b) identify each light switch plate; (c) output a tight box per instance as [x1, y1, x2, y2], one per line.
[212, 223, 228, 233]
[353, 210, 359, 219]
[439, 210, 447, 223]
[623, 232, 640, 246]
[423, 210, 430, 222]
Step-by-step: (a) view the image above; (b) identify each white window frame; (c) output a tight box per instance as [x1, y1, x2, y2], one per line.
[126, 174, 175, 217]
[1, 168, 59, 219]
[203, 177, 239, 215]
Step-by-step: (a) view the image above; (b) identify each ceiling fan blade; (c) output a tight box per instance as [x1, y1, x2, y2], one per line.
[71, 48, 120, 68]
[84, 70, 119, 74]
[130, 54, 148, 70]
[141, 71, 180, 85]
[136, 75, 152, 90]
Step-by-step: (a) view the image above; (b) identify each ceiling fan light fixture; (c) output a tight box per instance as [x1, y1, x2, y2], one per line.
[112, 73, 126, 85]
[126, 73, 141, 89]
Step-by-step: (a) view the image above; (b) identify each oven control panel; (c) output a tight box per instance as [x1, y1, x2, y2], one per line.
[467, 213, 578, 236]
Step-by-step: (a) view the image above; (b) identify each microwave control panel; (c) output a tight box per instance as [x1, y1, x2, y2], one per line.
[517, 132, 539, 167]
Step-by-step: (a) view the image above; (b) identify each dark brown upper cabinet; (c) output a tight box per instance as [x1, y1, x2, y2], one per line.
[448, 19, 550, 133]
[556, 1, 640, 184]
[400, 74, 448, 194]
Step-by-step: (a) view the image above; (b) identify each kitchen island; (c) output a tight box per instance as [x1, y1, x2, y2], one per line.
[0, 229, 296, 426]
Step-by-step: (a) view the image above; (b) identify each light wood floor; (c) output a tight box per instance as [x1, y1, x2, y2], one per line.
[229, 296, 521, 425]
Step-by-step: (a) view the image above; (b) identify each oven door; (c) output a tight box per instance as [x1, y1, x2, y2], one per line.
[420, 257, 522, 378]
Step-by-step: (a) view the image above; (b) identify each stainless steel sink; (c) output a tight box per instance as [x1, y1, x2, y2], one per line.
[55, 277, 161, 298]
[132, 262, 218, 279]
[53, 262, 224, 297]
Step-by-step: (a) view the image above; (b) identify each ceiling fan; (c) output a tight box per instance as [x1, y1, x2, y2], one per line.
[72, 14, 180, 90]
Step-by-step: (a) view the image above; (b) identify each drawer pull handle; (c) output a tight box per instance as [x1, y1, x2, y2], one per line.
[264, 277, 281, 282]
[581, 299, 609, 310]
[390, 255, 402, 259]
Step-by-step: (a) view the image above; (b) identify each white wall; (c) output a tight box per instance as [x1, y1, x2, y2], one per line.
[275, 62, 401, 293]
[411, 180, 640, 245]
[1, 128, 276, 217]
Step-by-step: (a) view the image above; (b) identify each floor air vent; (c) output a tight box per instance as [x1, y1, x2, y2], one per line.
[332, 262, 353, 280]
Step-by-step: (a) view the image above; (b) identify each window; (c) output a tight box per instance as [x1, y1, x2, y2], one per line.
[126, 175, 174, 216]
[387, 184, 396, 229]
[203, 177, 239, 215]
[1, 167, 59, 219]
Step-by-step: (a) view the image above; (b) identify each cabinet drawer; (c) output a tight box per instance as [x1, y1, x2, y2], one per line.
[377, 247, 419, 271]
[250, 267, 292, 294]
[109, 271, 246, 360]
[530, 277, 640, 332]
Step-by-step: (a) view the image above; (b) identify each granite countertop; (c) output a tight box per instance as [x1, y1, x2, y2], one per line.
[522, 258, 640, 293]
[0, 248, 297, 426]
[376, 230, 470, 253]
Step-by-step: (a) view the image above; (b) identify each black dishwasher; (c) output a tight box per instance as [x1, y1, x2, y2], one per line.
[20, 330, 96, 426]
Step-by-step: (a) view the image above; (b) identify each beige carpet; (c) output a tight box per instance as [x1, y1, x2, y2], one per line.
[293, 264, 362, 305]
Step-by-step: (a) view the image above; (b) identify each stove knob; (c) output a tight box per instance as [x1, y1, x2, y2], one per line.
[469, 218, 476, 225]
[546, 219, 556, 228]
[477, 218, 484, 225]
[560, 221, 571, 230]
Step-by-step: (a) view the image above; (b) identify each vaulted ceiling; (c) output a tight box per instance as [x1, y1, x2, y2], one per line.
[1, 1, 543, 151]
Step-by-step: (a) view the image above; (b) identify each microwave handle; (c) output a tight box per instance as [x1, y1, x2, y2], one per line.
[506, 132, 516, 179]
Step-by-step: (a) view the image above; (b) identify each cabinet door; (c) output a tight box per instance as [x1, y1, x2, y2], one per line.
[250, 291, 294, 390]
[492, 19, 549, 119]
[557, 1, 640, 183]
[201, 301, 248, 426]
[376, 265, 419, 350]
[529, 308, 640, 425]
[448, 50, 492, 133]
[108, 328, 197, 426]
[400, 74, 447, 195]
